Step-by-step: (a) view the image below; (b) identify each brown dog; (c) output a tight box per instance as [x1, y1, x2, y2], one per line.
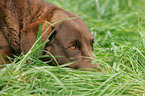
[0, 0, 102, 71]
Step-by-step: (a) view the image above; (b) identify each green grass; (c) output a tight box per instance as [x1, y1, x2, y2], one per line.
[1, 0, 145, 95]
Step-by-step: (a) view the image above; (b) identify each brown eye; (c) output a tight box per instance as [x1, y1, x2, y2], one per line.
[70, 45, 76, 50]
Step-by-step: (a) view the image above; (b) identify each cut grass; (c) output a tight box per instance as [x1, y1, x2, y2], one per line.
[1, 0, 145, 95]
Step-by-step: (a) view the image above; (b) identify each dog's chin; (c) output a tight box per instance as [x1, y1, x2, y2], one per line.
[40, 56, 104, 72]
[66, 61, 104, 72]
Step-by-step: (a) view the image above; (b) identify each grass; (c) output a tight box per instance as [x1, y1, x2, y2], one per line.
[1, 0, 145, 95]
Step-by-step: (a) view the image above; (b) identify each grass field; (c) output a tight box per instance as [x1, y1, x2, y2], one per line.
[1, 0, 145, 95]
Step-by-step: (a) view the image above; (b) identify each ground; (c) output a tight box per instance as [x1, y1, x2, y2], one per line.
[0, 0, 145, 95]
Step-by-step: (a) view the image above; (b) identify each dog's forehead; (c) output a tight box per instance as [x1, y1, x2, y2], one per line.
[54, 20, 94, 47]
[52, 10, 94, 41]
[61, 20, 93, 40]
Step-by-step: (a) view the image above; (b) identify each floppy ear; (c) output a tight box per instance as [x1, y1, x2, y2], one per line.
[20, 21, 52, 53]
[20, 10, 75, 53]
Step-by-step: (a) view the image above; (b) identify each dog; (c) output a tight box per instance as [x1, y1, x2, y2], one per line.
[0, 0, 103, 71]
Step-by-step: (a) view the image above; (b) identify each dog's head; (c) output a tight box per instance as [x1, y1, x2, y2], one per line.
[20, 9, 103, 71]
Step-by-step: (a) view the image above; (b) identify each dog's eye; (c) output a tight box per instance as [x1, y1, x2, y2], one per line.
[70, 45, 77, 50]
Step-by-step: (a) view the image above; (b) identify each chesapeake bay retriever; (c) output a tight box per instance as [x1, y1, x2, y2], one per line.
[0, 0, 102, 71]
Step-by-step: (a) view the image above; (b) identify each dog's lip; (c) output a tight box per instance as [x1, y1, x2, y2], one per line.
[67, 62, 104, 72]
[69, 56, 95, 59]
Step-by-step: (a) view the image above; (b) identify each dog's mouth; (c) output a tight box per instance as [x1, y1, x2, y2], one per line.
[39, 51, 103, 72]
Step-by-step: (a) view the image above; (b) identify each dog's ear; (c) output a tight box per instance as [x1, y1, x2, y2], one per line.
[20, 10, 75, 53]
[20, 21, 52, 53]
